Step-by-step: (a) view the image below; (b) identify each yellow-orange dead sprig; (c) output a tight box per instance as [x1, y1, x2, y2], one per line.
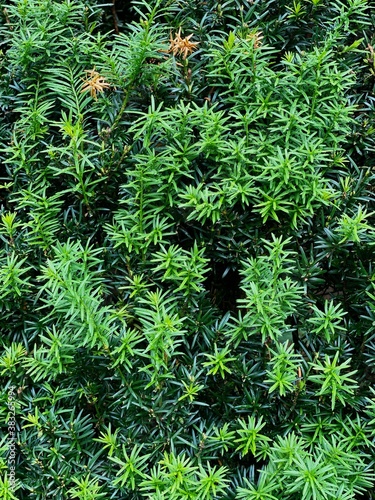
[168, 28, 199, 59]
[246, 31, 263, 49]
[81, 69, 111, 100]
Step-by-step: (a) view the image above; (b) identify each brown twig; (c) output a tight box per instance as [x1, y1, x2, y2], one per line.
[112, 0, 119, 34]
[3, 8, 12, 28]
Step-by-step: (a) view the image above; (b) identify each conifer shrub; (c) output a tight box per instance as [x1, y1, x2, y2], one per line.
[1, 0, 375, 498]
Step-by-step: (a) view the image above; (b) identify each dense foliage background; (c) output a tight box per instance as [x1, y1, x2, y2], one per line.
[1, 0, 375, 498]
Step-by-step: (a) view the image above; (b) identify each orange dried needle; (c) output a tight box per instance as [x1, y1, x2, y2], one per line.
[81, 69, 111, 100]
[168, 28, 199, 59]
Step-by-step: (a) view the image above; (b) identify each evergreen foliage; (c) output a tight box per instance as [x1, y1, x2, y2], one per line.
[1, 0, 375, 498]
